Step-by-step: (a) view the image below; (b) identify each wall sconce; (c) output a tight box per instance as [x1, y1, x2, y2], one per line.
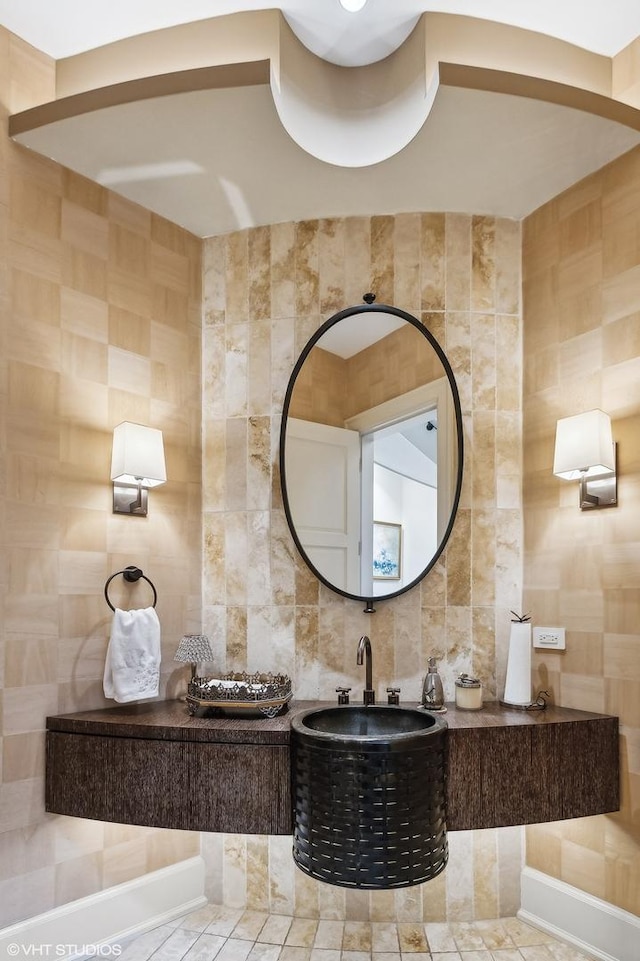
[174, 634, 215, 682]
[110, 422, 166, 516]
[553, 409, 617, 510]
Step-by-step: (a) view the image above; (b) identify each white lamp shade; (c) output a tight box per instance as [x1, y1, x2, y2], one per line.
[110, 422, 166, 488]
[553, 409, 615, 480]
[174, 634, 215, 663]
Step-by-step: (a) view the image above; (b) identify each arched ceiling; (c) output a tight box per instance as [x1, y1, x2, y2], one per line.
[2, 0, 640, 63]
[5, 5, 640, 237]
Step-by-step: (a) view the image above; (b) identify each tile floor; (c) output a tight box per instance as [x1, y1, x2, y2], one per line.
[115, 906, 593, 961]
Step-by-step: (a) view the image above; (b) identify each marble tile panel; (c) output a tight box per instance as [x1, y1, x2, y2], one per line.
[394, 213, 421, 310]
[371, 215, 395, 306]
[295, 221, 320, 317]
[318, 218, 345, 316]
[420, 213, 445, 311]
[471, 217, 496, 311]
[226, 323, 249, 417]
[344, 217, 371, 307]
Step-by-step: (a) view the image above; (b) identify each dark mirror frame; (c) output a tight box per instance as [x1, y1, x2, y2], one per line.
[279, 302, 464, 612]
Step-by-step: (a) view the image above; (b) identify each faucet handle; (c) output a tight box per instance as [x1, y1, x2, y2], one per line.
[386, 686, 401, 705]
[336, 686, 351, 705]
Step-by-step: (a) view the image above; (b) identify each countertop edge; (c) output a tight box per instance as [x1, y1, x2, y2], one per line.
[46, 698, 619, 744]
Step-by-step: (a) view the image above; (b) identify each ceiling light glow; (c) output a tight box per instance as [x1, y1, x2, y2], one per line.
[339, 0, 368, 12]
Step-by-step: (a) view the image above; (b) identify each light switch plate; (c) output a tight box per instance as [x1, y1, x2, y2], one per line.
[533, 626, 566, 650]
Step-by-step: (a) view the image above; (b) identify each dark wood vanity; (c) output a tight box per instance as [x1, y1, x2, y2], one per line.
[45, 699, 619, 834]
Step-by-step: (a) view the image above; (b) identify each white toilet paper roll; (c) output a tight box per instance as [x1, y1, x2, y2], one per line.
[503, 620, 532, 706]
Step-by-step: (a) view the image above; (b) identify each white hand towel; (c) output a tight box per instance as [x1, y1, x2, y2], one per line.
[103, 607, 161, 703]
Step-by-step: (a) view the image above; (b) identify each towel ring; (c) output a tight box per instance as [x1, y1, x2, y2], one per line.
[104, 566, 158, 612]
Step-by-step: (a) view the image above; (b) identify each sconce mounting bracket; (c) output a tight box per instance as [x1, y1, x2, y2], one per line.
[580, 443, 617, 511]
[113, 482, 148, 516]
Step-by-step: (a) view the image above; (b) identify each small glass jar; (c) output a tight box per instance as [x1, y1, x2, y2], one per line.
[455, 673, 483, 710]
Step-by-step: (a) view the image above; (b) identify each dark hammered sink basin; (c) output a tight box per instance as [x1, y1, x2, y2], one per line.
[291, 704, 449, 889]
[292, 704, 444, 746]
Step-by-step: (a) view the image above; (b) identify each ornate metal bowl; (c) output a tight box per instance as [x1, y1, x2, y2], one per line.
[186, 671, 292, 718]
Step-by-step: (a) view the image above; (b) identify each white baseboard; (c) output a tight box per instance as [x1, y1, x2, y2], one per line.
[0, 855, 206, 960]
[519, 866, 640, 961]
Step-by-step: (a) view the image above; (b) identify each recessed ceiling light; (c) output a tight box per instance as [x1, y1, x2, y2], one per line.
[339, 0, 368, 12]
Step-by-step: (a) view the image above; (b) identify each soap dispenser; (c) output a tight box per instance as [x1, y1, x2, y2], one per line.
[422, 656, 445, 711]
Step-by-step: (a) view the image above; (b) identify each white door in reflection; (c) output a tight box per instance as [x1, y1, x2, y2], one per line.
[285, 418, 360, 593]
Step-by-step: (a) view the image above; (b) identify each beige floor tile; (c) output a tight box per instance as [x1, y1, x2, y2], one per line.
[118, 909, 591, 961]
[546, 945, 592, 961]
[147, 928, 200, 960]
[425, 924, 458, 953]
[118, 924, 175, 960]
[259, 916, 294, 945]
[249, 944, 283, 961]
[280, 950, 312, 961]
[450, 924, 486, 952]
[206, 908, 246, 937]
[471, 922, 515, 952]
[343, 922, 372, 952]
[183, 934, 228, 961]
[502, 921, 554, 948]
[519, 947, 556, 961]
[216, 939, 256, 961]
[314, 921, 345, 950]
[182, 904, 231, 933]
[310, 950, 342, 961]
[286, 919, 319, 947]
[234, 911, 270, 941]
[397, 923, 429, 952]
[371, 924, 400, 953]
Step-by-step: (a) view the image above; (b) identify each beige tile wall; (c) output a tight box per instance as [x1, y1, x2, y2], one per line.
[522, 146, 640, 916]
[0, 28, 203, 928]
[202, 212, 524, 920]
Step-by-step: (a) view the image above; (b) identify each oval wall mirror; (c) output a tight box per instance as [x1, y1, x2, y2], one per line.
[279, 300, 464, 610]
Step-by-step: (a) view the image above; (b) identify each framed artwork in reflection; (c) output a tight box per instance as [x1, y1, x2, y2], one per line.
[372, 521, 402, 580]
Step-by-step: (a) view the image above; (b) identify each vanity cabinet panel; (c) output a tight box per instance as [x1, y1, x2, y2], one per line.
[446, 714, 619, 830]
[46, 731, 292, 834]
[45, 700, 619, 834]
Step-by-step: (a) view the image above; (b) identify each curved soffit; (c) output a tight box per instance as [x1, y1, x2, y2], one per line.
[9, 12, 640, 234]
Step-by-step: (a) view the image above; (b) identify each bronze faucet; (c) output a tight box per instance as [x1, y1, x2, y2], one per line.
[357, 634, 375, 705]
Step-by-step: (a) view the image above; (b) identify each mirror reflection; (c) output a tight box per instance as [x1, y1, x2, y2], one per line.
[280, 303, 463, 605]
